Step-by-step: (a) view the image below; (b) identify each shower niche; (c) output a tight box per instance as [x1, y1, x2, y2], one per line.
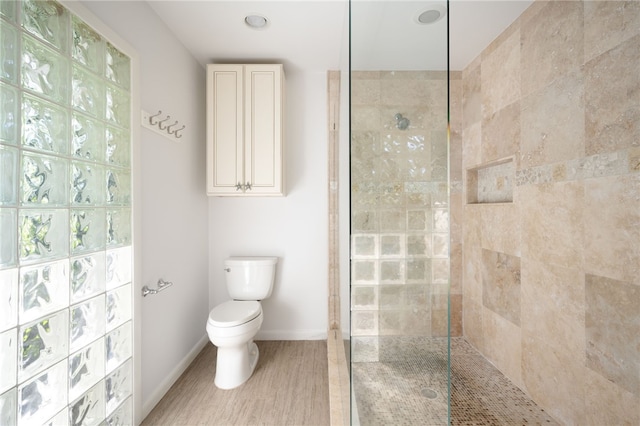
[466, 157, 514, 204]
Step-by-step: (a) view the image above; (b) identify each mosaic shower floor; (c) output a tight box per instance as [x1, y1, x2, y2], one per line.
[352, 337, 559, 425]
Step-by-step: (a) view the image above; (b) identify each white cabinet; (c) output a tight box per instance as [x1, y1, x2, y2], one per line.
[206, 64, 285, 196]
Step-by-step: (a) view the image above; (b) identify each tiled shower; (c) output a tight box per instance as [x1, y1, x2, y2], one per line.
[350, 1, 639, 425]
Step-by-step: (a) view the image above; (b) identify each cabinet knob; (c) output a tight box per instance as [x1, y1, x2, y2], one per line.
[244, 182, 252, 191]
[236, 182, 243, 191]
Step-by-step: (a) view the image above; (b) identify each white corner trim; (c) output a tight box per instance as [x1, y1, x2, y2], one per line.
[141, 335, 210, 419]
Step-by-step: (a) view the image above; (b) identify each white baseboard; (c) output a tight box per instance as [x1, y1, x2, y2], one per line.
[141, 334, 209, 419]
[257, 329, 327, 340]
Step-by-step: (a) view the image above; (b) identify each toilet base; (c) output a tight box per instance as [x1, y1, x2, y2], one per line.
[214, 341, 259, 390]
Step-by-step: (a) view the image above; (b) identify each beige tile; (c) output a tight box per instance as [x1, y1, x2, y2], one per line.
[350, 78, 380, 105]
[481, 101, 520, 164]
[584, 174, 640, 285]
[584, 368, 640, 426]
[463, 300, 483, 352]
[482, 307, 522, 389]
[584, 0, 640, 63]
[585, 274, 640, 395]
[520, 181, 584, 269]
[462, 121, 482, 169]
[584, 34, 640, 156]
[520, 70, 585, 168]
[520, 259, 585, 357]
[481, 28, 521, 117]
[521, 1, 584, 97]
[480, 202, 521, 257]
[462, 63, 482, 126]
[481, 249, 521, 326]
[521, 335, 587, 425]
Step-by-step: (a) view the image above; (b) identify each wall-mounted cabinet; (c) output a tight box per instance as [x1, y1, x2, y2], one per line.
[206, 64, 285, 196]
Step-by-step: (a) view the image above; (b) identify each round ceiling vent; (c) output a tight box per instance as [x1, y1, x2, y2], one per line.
[415, 4, 447, 25]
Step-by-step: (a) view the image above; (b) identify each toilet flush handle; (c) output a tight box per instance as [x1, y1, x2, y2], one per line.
[224, 267, 231, 272]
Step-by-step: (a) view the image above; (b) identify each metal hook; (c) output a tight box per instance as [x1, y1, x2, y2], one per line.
[149, 110, 162, 125]
[174, 125, 186, 139]
[157, 115, 171, 130]
[166, 121, 180, 134]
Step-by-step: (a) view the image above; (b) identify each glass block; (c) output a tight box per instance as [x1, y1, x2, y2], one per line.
[21, 0, 69, 51]
[21, 152, 69, 206]
[105, 246, 131, 290]
[433, 208, 448, 232]
[105, 125, 130, 167]
[19, 209, 69, 264]
[0, 388, 17, 426]
[106, 209, 131, 248]
[380, 234, 404, 258]
[70, 252, 105, 304]
[0, 268, 18, 331]
[0, 144, 18, 205]
[105, 43, 130, 90]
[407, 258, 429, 282]
[407, 234, 431, 257]
[70, 294, 105, 352]
[106, 169, 130, 205]
[22, 93, 69, 154]
[19, 259, 69, 324]
[380, 260, 403, 283]
[69, 337, 104, 402]
[18, 360, 67, 426]
[43, 407, 68, 426]
[0, 208, 17, 268]
[106, 284, 130, 332]
[72, 64, 103, 119]
[352, 234, 377, 258]
[353, 260, 377, 284]
[18, 310, 68, 383]
[21, 34, 68, 104]
[105, 84, 129, 128]
[1, 1, 17, 22]
[105, 396, 131, 426]
[0, 328, 17, 393]
[105, 358, 131, 415]
[72, 16, 103, 75]
[69, 380, 104, 426]
[1, 22, 18, 84]
[72, 113, 105, 162]
[0, 82, 18, 144]
[70, 208, 106, 255]
[432, 233, 449, 258]
[105, 322, 131, 373]
[71, 162, 104, 205]
[432, 258, 449, 284]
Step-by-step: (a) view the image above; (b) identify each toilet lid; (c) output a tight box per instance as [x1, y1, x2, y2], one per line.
[208, 301, 261, 328]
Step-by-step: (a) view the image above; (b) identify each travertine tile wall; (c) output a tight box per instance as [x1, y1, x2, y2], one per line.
[460, 1, 639, 424]
[350, 71, 462, 362]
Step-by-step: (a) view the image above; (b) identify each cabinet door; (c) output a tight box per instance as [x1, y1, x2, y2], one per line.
[244, 65, 284, 195]
[207, 65, 244, 194]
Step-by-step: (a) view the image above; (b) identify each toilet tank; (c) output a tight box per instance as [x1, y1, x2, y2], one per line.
[224, 257, 278, 300]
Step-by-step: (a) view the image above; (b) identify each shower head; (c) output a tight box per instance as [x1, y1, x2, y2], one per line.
[395, 113, 410, 130]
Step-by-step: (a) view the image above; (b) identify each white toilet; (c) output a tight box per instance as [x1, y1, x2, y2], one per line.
[206, 256, 277, 389]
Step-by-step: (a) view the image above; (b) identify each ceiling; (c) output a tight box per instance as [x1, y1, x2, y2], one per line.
[147, 0, 533, 72]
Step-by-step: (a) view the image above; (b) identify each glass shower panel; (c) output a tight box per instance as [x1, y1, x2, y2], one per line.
[350, 1, 450, 424]
[0, 1, 133, 424]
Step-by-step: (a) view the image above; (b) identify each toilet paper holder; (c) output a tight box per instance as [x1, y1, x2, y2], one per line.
[142, 278, 173, 297]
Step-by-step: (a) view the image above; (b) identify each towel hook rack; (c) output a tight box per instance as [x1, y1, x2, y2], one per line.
[141, 110, 186, 141]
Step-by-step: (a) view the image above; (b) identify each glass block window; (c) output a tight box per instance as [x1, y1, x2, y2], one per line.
[0, 1, 133, 424]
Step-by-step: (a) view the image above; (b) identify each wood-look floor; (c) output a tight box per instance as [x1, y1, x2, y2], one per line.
[142, 341, 330, 426]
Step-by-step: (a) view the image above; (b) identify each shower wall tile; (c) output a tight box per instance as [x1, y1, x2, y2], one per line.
[520, 0, 584, 98]
[462, 63, 481, 126]
[350, 79, 380, 105]
[583, 367, 640, 426]
[522, 335, 586, 425]
[585, 274, 640, 395]
[481, 27, 521, 117]
[482, 307, 522, 389]
[520, 259, 585, 358]
[584, 34, 640, 156]
[583, 1, 640, 64]
[479, 202, 520, 257]
[481, 249, 520, 326]
[584, 174, 640, 285]
[481, 101, 520, 165]
[520, 71, 585, 169]
[462, 121, 482, 170]
[520, 181, 584, 270]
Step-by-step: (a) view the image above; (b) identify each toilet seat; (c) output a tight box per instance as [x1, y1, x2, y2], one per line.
[208, 300, 261, 328]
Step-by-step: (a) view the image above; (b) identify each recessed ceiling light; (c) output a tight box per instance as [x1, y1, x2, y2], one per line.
[415, 4, 447, 25]
[245, 14, 268, 29]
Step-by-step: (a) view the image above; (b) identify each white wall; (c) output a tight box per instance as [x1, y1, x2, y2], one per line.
[209, 70, 329, 340]
[80, 1, 210, 419]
